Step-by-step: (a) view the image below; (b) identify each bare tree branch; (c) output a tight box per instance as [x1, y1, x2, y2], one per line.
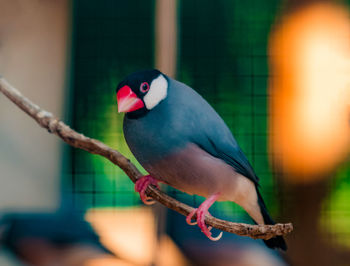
[0, 77, 293, 240]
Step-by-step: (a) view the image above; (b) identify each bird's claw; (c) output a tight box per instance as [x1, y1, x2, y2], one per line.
[185, 193, 223, 241]
[186, 208, 223, 241]
[135, 175, 160, 205]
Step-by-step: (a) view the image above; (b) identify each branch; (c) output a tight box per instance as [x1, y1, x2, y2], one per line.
[0, 77, 293, 240]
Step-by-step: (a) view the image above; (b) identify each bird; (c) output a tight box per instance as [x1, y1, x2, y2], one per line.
[115, 69, 287, 250]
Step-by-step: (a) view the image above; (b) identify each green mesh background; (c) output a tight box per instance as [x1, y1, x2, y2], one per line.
[65, 0, 350, 245]
[66, 0, 155, 209]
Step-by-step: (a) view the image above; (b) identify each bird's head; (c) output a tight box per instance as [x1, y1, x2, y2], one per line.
[116, 69, 168, 116]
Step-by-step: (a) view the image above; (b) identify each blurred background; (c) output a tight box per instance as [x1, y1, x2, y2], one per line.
[0, 0, 350, 265]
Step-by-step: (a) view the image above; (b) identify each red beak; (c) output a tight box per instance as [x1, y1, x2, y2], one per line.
[116, 85, 144, 113]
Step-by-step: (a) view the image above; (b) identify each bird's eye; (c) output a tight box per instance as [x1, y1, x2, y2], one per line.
[140, 82, 150, 93]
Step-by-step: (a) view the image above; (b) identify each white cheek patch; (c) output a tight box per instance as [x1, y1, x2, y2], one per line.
[144, 74, 168, 110]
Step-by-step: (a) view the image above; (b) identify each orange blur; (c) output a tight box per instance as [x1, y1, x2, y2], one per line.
[269, 3, 350, 182]
[85, 207, 189, 266]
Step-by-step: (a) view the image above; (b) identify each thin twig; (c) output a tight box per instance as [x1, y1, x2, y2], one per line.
[0, 77, 293, 240]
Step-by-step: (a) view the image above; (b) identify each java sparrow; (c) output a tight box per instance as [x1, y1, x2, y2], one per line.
[116, 69, 286, 250]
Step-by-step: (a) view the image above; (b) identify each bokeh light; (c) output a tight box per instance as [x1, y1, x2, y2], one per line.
[269, 2, 350, 182]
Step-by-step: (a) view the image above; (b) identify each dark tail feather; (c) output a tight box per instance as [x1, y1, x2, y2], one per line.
[257, 189, 287, 251]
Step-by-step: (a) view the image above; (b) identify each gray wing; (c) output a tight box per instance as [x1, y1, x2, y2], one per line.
[192, 128, 259, 185]
[181, 92, 259, 185]
[206, 136, 259, 184]
[169, 78, 260, 185]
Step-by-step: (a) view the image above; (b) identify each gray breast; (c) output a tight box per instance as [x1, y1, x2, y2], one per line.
[143, 143, 247, 201]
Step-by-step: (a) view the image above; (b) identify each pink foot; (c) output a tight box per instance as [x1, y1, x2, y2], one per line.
[135, 175, 160, 205]
[186, 193, 223, 241]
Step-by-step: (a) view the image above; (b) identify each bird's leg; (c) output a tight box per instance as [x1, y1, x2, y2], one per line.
[186, 192, 223, 241]
[135, 175, 160, 205]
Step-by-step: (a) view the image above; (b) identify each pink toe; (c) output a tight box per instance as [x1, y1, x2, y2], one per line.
[207, 231, 223, 241]
[135, 176, 146, 192]
[143, 198, 156, 205]
[186, 209, 198, 225]
[135, 175, 159, 205]
[197, 210, 222, 240]
[198, 211, 210, 236]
